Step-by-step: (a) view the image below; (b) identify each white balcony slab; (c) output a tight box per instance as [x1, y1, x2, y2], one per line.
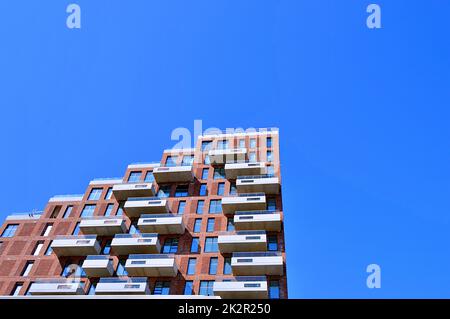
[51, 236, 101, 256]
[218, 232, 267, 253]
[112, 183, 156, 201]
[221, 195, 266, 214]
[79, 218, 127, 236]
[82, 256, 115, 277]
[95, 279, 150, 295]
[125, 255, 178, 277]
[225, 162, 266, 179]
[237, 176, 280, 194]
[138, 215, 185, 234]
[231, 253, 284, 275]
[213, 280, 268, 299]
[123, 198, 169, 217]
[234, 211, 282, 231]
[111, 234, 160, 255]
[153, 166, 194, 183]
[208, 148, 247, 165]
[28, 281, 85, 295]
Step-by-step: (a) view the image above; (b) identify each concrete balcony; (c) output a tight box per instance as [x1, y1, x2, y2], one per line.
[81, 255, 115, 277]
[111, 233, 160, 255]
[225, 162, 266, 180]
[125, 254, 178, 277]
[237, 175, 280, 194]
[95, 277, 150, 295]
[218, 231, 267, 253]
[221, 193, 266, 214]
[51, 235, 101, 257]
[153, 165, 194, 183]
[79, 217, 127, 236]
[28, 279, 85, 295]
[213, 276, 268, 299]
[123, 197, 169, 217]
[138, 214, 185, 234]
[112, 183, 156, 201]
[208, 148, 247, 165]
[234, 211, 282, 232]
[231, 252, 283, 276]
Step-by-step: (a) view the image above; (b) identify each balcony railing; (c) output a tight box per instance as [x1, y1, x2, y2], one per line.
[235, 210, 278, 215]
[232, 252, 281, 257]
[237, 174, 275, 180]
[218, 230, 266, 236]
[98, 277, 148, 283]
[128, 253, 174, 259]
[215, 276, 267, 282]
[126, 197, 162, 202]
[85, 255, 110, 260]
[114, 233, 157, 239]
[234, 193, 266, 197]
[140, 214, 178, 219]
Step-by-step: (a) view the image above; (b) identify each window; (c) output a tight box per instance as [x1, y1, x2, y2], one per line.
[72, 223, 81, 235]
[267, 198, 277, 211]
[49, 206, 61, 218]
[249, 152, 256, 162]
[175, 185, 189, 197]
[214, 168, 225, 180]
[42, 224, 52, 237]
[267, 137, 273, 148]
[165, 156, 178, 167]
[10, 283, 23, 296]
[196, 200, 204, 214]
[269, 281, 280, 299]
[104, 204, 114, 216]
[21, 261, 34, 277]
[267, 150, 273, 162]
[229, 183, 237, 195]
[102, 240, 112, 255]
[80, 204, 96, 218]
[129, 222, 140, 235]
[44, 245, 53, 256]
[268, 235, 278, 251]
[116, 259, 128, 276]
[153, 281, 170, 295]
[201, 141, 212, 151]
[250, 138, 257, 148]
[116, 207, 124, 216]
[32, 241, 44, 256]
[144, 171, 154, 182]
[227, 218, 235, 231]
[209, 257, 218, 275]
[158, 185, 171, 198]
[183, 281, 194, 295]
[182, 155, 194, 166]
[239, 139, 245, 148]
[162, 238, 178, 253]
[204, 237, 218, 253]
[267, 165, 275, 175]
[128, 171, 141, 182]
[217, 140, 229, 149]
[201, 168, 209, 180]
[223, 257, 232, 275]
[61, 261, 76, 277]
[177, 201, 186, 214]
[105, 187, 113, 200]
[1, 224, 18, 238]
[187, 258, 197, 275]
[88, 188, 103, 201]
[199, 281, 214, 296]
[194, 219, 202, 233]
[206, 218, 215, 232]
[190, 238, 200, 253]
[199, 184, 208, 196]
[62, 206, 73, 218]
[209, 200, 222, 214]
[217, 182, 225, 195]
[88, 283, 96, 295]
[204, 155, 211, 165]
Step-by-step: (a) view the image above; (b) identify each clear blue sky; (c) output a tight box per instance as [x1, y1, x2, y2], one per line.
[1, 1, 449, 298]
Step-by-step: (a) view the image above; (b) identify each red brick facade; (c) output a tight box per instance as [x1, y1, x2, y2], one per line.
[0, 130, 287, 298]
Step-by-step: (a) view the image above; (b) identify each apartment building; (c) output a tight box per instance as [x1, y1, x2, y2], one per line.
[0, 129, 287, 298]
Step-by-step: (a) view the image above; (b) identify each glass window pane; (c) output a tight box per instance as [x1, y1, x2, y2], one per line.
[128, 172, 142, 182]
